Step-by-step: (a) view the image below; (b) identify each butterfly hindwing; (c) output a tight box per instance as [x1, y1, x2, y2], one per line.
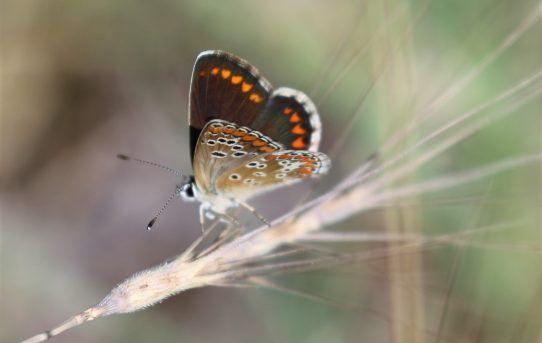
[251, 87, 322, 152]
[215, 149, 330, 200]
[192, 119, 283, 195]
[189, 51, 272, 161]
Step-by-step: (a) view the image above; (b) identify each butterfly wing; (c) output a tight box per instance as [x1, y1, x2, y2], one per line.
[189, 50, 273, 161]
[189, 51, 323, 161]
[251, 87, 322, 152]
[192, 119, 283, 195]
[214, 149, 330, 200]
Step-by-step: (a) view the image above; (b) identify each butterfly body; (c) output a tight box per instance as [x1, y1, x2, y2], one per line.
[182, 50, 330, 224]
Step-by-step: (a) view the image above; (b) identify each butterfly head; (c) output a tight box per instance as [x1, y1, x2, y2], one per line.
[178, 175, 198, 202]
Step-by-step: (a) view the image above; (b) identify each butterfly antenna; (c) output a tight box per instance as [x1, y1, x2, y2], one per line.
[117, 153, 184, 177]
[146, 186, 180, 231]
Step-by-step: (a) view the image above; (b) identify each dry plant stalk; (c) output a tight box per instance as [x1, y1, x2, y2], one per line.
[21, 147, 541, 342]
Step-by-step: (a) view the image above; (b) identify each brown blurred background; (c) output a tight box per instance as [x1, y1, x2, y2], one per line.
[2, 0, 541, 342]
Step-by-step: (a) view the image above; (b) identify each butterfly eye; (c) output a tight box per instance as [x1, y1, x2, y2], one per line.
[179, 182, 196, 201]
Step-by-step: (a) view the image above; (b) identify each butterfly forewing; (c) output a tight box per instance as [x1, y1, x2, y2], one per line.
[192, 119, 283, 195]
[189, 51, 272, 161]
[215, 150, 330, 200]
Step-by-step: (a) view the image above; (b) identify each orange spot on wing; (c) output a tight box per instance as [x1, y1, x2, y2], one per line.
[297, 157, 312, 162]
[221, 69, 231, 79]
[231, 75, 243, 84]
[278, 154, 292, 160]
[298, 168, 312, 175]
[291, 124, 306, 135]
[283, 107, 293, 114]
[242, 135, 258, 141]
[211, 67, 219, 75]
[291, 137, 306, 149]
[233, 130, 247, 137]
[260, 146, 275, 153]
[265, 154, 277, 160]
[249, 93, 263, 103]
[223, 127, 234, 134]
[209, 127, 221, 134]
[252, 139, 266, 147]
[241, 82, 253, 92]
[198, 70, 206, 77]
[289, 112, 301, 123]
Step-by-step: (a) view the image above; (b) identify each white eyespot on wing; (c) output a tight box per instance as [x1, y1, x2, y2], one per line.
[229, 173, 241, 181]
[210, 122, 224, 129]
[211, 151, 227, 158]
[232, 151, 247, 158]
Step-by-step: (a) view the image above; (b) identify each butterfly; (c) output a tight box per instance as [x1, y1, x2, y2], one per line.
[179, 50, 331, 227]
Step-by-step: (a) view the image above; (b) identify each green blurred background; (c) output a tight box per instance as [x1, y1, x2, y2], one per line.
[1, 0, 541, 342]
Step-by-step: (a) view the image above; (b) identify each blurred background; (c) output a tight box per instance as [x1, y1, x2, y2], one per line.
[1, 0, 541, 342]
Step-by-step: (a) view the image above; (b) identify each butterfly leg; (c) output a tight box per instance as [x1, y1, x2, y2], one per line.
[231, 198, 271, 227]
[199, 203, 241, 232]
[199, 204, 215, 232]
